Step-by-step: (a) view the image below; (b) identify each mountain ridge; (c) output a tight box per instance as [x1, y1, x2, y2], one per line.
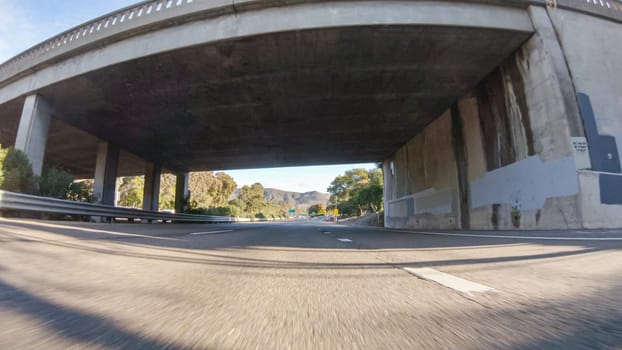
[231, 187, 330, 209]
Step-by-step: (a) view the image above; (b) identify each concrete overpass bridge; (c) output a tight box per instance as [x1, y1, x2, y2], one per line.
[1, 0, 621, 229]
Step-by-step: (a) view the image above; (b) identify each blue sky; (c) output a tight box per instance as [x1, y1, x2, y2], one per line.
[222, 164, 379, 193]
[0, 1, 376, 193]
[0, 1, 139, 61]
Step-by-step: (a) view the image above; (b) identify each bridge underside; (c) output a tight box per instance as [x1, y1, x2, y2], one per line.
[0, 25, 530, 177]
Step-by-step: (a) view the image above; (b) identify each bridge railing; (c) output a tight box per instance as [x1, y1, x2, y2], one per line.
[0, 0, 234, 86]
[1, 0, 622, 88]
[556, 0, 622, 20]
[0, 189, 237, 223]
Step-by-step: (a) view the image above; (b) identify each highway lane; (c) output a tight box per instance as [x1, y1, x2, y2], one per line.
[0, 218, 621, 349]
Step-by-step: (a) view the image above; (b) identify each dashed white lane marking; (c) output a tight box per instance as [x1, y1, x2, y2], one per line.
[323, 231, 332, 234]
[338, 238, 352, 242]
[389, 230, 622, 241]
[404, 267, 495, 295]
[190, 230, 233, 235]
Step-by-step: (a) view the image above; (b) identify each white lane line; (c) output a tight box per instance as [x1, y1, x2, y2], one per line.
[323, 231, 332, 234]
[388, 229, 622, 241]
[190, 230, 233, 235]
[0, 225, 177, 241]
[404, 267, 495, 295]
[338, 238, 352, 242]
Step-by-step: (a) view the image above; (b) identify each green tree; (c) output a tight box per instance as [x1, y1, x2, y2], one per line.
[0, 147, 36, 194]
[159, 174, 176, 210]
[259, 202, 288, 219]
[188, 171, 238, 209]
[227, 203, 241, 217]
[117, 176, 144, 208]
[235, 183, 265, 217]
[67, 180, 94, 202]
[356, 182, 383, 212]
[203, 206, 232, 216]
[189, 172, 217, 208]
[327, 168, 383, 216]
[38, 166, 75, 199]
[308, 203, 327, 217]
[214, 172, 237, 206]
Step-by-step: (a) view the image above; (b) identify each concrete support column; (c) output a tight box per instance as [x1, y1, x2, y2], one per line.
[175, 172, 189, 214]
[15, 94, 52, 176]
[143, 163, 161, 212]
[93, 142, 119, 206]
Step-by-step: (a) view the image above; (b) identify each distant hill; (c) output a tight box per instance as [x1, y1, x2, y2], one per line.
[231, 188, 329, 209]
[264, 188, 330, 208]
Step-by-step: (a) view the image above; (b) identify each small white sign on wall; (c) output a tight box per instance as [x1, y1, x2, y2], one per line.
[571, 137, 591, 170]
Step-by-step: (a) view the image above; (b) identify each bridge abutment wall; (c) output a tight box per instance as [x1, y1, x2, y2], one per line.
[547, 6, 622, 228]
[384, 5, 622, 230]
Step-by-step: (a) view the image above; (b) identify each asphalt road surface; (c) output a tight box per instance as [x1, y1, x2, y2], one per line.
[1, 218, 621, 349]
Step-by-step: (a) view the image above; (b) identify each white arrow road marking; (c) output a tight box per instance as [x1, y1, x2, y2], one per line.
[190, 230, 233, 235]
[404, 267, 495, 295]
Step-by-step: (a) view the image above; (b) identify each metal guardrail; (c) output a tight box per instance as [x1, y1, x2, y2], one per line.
[0, 190, 236, 223]
[1, 0, 622, 88]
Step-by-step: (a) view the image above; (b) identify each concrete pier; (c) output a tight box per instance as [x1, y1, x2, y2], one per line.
[14, 95, 51, 176]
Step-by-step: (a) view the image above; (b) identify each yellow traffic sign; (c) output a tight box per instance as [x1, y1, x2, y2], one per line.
[333, 208, 339, 216]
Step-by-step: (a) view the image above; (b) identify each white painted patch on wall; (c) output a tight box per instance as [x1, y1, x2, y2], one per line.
[388, 200, 409, 218]
[386, 187, 454, 216]
[471, 155, 579, 211]
[404, 267, 495, 295]
[571, 136, 591, 170]
[412, 188, 453, 215]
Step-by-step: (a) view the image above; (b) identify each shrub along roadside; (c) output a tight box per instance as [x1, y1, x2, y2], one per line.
[0, 145, 91, 201]
[0, 146, 37, 194]
[188, 205, 241, 217]
[38, 166, 75, 199]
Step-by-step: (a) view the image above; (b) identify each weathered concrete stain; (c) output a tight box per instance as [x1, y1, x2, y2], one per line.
[503, 56, 535, 157]
[476, 56, 537, 172]
[450, 103, 471, 229]
[491, 203, 501, 230]
[477, 69, 516, 171]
